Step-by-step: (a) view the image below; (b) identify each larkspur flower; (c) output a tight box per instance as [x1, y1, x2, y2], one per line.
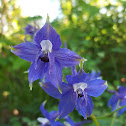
[37, 101, 64, 126]
[24, 24, 38, 36]
[58, 70, 107, 119]
[39, 61, 85, 99]
[64, 115, 91, 126]
[11, 20, 81, 90]
[108, 86, 126, 115]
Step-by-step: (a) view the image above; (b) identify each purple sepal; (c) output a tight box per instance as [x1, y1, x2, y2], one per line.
[34, 22, 62, 50]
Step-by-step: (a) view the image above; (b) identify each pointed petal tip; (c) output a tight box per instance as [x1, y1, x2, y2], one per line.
[47, 14, 50, 24]
[43, 100, 47, 106]
[75, 57, 83, 62]
[40, 82, 54, 90]
[82, 57, 87, 62]
[58, 86, 62, 94]
[79, 57, 87, 70]
[9, 45, 12, 49]
[24, 70, 29, 73]
[10, 45, 20, 52]
[29, 82, 33, 91]
[82, 114, 87, 119]
[10, 45, 17, 52]
[84, 116, 87, 120]
[55, 116, 59, 121]
[104, 81, 108, 87]
[39, 82, 52, 91]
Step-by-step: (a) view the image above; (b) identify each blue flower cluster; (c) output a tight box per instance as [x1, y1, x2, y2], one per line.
[37, 101, 91, 126]
[11, 20, 108, 125]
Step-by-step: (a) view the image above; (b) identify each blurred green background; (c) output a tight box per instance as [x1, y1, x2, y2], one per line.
[0, 0, 126, 126]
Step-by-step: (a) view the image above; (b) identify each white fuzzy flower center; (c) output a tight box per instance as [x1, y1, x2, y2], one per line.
[63, 121, 71, 126]
[37, 117, 49, 124]
[73, 82, 87, 92]
[40, 40, 52, 53]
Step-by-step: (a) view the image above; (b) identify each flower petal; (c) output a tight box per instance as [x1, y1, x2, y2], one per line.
[28, 61, 46, 85]
[11, 42, 39, 62]
[49, 111, 59, 121]
[85, 79, 108, 97]
[71, 66, 77, 76]
[118, 86, 126, 98]
[64, 116, 74, 126]
[120, 99, 126, 106]
[66, 70, 89, 85]
[77, 70, 90, 82]
[118, 107, 126, 115]
[59, 91, 75, 118]
[37, 117, 49, 125]
[61, 82, 72, 94]
[107, 95, 119, 111]
[66, 75, 73, 84]
[48, 52, 55, 74]
[34, 22, 62, 49]
[51, 121, 64, 126]
[54, 48, 81, 67]
[46, 53, 62, 88]
[76, 96, 93, 119]
[118, 98, 126, 115]
[41, 82, 61, 99]
[40, 102, 51, 120]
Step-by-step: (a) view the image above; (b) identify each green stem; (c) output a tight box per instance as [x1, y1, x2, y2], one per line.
[90, 114, 99, 126]
[110, 100, 120, 126]
[96, 105, 126, 119]
[110, 111, 116, 126]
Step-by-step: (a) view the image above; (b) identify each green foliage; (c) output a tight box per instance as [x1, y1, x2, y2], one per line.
[53, 0, 126, 83]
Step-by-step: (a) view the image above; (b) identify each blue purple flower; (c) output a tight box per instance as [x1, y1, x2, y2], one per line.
[58, 70, 107, 119]
[24, 24, 38, 36]
[108, 86, 126, 115]
[11, 21, 81, 90]
[37, 101, 64, 126]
